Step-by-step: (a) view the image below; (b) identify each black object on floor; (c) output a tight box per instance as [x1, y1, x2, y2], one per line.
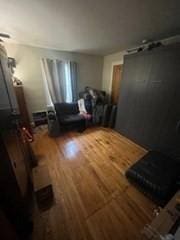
[101, 104, 112, 127]
[109, 105, 117, 128]
[125, 151, 180, 206]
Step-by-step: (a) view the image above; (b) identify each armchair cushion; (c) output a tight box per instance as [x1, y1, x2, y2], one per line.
[54, 103, 79, 117]
[60, 114, 85, 124]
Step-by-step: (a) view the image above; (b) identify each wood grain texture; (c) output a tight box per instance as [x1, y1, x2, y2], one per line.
[111, 65, 122, 104]
[31, 127, 155, 240]
[14, 85, 32, 134]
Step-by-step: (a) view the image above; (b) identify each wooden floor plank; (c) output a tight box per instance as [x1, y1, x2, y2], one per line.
[31, 127, 155, 240]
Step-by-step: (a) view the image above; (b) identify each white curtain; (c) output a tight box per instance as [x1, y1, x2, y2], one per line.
[40, 58, 77, 107]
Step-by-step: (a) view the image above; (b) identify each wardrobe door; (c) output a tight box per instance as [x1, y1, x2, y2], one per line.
[115, 53, 153, 143]
[115, 45, 180, 158]
[148, 48, 180, 157]
[3, 129, 29, 197]
[0, 136, 32, 238]
[0, 60, 10, 110]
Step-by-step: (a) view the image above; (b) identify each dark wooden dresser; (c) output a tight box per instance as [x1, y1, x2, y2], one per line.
[0, 43, 33, 239]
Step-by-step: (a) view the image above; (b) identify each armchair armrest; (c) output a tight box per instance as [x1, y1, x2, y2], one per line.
[47, 110, 56, 121]
[47, 109, 60, 137]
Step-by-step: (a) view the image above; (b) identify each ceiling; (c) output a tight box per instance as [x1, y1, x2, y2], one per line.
[0, 0, 180, 55]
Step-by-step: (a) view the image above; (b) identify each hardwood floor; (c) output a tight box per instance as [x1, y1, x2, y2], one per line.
[31, 127, 155, 240]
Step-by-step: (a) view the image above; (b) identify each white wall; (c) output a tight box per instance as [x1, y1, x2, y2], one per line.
[4, 43, 103, 116]
[102, 51, 126, 96]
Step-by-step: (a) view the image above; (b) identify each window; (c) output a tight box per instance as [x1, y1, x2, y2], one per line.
[41, 58, 77, 106]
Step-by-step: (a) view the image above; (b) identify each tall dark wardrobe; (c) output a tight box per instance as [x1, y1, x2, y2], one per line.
[0, 44, 33, 239]
[115, 44, 180, 160]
